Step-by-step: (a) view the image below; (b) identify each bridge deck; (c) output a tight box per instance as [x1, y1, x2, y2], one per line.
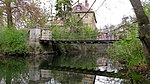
[40, 40, 118, 44]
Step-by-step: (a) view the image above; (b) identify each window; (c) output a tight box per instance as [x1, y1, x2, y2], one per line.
[76, 5, 82, 10]
[77, 14, 80, 18]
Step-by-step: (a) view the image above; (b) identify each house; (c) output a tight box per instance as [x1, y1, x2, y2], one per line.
[50, 0, 97, 28]
[72, 0, 97, 28]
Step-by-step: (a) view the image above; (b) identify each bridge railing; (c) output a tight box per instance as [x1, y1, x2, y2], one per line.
[38, 28, 98, 40]
[52, 34, 98, 40]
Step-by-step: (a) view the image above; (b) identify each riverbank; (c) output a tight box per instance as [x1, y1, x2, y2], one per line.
[0, 25, 99, 57]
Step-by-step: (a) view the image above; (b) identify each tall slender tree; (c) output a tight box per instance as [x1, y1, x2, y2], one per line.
[0, 0, 50, 28]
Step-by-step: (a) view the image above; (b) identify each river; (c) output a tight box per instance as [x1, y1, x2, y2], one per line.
[0, 51, 126, 84]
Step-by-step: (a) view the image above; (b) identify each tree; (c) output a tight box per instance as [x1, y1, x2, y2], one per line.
[129, 0, 150, 67]
[0, 0, 29, 27]
[0, 0, 14, 27]
[107, 22, 148, 83]
[18, 1, 52, 28]
[55, 0, 72, 22]
[0, 0, 50, 28]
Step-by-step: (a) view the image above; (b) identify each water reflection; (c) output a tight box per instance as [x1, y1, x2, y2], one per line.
[0, 58, 28, 84]
[51, 52, 99, 69]
[28, 54, 96, 84]
[50, 70, 94, 84]
[95, 76, 124, 84]
[96, 60, 118, 73]
[0, 52, 125, 84]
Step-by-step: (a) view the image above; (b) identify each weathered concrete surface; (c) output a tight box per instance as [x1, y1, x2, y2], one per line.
[29, 28, 53, 55]
[40, 29, 52, 40]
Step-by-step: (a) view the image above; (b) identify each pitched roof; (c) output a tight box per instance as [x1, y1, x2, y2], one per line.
[72, 2, 97, 23]
[72, 3, 94, 13]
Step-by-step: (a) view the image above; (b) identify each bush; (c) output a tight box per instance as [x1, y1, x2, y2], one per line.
[107, 23, 148, 83]
[108, 23, 146, 68]
[0, 27, 28, 55]
[50, 26, 98, 40]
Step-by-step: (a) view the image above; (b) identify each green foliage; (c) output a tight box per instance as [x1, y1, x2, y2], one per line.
[107, 23, 147, 83]
[0, 27, 28, 55]
[108, 23, 146, 67]
[5, 0, 16, 3]
[143, 2, 150, 21]
[50, 24, 98, 54]
[61, 53, 98, 69]
[50, 26, 98, 40]
[131, 71, 140, 82]
[65, 15, 83, 29]
[22, 16, 37, 28]
[55, 0, 72, 20]
[113, 38, 146, 69]
[0, 58, 27, 83]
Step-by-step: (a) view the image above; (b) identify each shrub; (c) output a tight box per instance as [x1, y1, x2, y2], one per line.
[50, 26, 98, 40]
[0, 27, 28, 55]
[107, 23, 147, 83]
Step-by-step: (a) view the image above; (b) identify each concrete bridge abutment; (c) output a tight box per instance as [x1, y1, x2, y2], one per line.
[29, 26, 53, 55]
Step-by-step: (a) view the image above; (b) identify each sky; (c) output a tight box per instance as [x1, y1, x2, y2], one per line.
[40, 0, 135, 29]
[74, 0, 135, 29]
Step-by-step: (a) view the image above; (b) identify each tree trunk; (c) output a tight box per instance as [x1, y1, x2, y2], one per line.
[6, 2, 13, 27]
[129, 0, 150, 67]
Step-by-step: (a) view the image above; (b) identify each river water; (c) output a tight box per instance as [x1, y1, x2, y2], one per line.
[0, 51, 125, 84]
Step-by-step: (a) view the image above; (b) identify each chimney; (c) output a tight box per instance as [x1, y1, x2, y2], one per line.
[85, 0, 89, 8]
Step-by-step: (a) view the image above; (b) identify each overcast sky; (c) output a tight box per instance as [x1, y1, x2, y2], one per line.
[74, 0, 135, 29]
[41, 0, 135, 29]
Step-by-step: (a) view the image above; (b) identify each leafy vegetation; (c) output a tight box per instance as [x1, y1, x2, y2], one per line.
[0, 27, 28, 55]
[49, 24, 99, 54]
[50, 25, 98, 40]
[107, 22, 150, 83]
[129, 0, 150, 67]
[0, 0, 49, 28]
[55, 0, 72, 21]
[0, 58, 27, 84]
[60, 53, 98, 69]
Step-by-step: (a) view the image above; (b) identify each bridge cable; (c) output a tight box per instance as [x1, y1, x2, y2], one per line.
[72, 0, 79, 6]
[95, 0, 107, 12]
